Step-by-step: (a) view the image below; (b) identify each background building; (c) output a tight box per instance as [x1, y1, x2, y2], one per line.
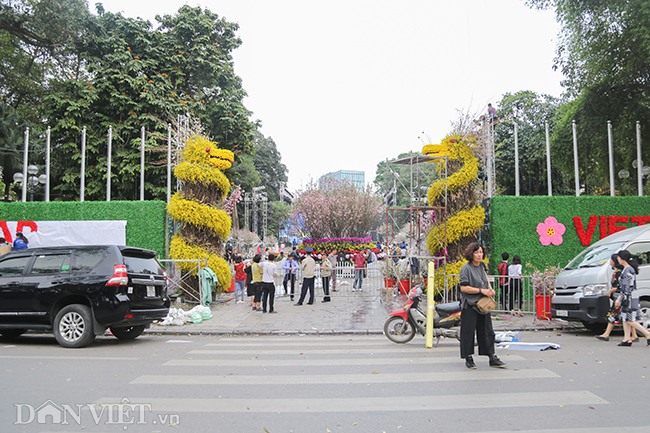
[319, 170, 365, 190]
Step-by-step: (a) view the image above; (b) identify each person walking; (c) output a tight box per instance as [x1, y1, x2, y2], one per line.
[508, 255, 523, 316]
[351, 248, 367, 292]
[282, 253, 299, 301]
[12, 232, 29, 251]
[328, 249, 338, 291]
[261, 253, 278, 313]
[596, 254, 638, 342]
[497, 252, 510, 311]
[320, 253, 332, 302]
[615, 250, 650, 346]
[233, 256, 246, 303]
[244, 259, 254, 307]
[459, 242, 507, 369]
[251, 254, 263, 311]
[295, 247, 315, 306]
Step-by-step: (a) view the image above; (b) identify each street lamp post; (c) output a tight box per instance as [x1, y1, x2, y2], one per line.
[14, 165, 46, 201]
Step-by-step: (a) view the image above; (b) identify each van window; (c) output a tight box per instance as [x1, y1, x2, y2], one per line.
[30, 254, 71, 275]
[0, 256, 31, 277]
[124, 256, 164, 275]
[565, 242, 626, 270]
[627, 242, 650, 266]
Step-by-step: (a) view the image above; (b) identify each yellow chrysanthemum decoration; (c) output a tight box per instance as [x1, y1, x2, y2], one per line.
[422, 133, 484, 291]
[170, 237, 231, 290]
[168, 135, 234, 291]
[168, 195, 231, 239]
[182, 135, 234, 170]
[425, 135, 478, 205]
[427, 205, 485, 254]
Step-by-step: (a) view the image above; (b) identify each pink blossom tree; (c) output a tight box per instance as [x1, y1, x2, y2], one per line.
[290, 178, 383, 240]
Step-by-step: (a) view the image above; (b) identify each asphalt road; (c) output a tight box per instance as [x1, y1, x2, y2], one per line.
[1, 330, 649, 433]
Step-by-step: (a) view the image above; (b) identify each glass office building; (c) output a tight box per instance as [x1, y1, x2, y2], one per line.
[319, 170, 365, 190]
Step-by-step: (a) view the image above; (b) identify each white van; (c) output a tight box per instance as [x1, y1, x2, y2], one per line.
[551, 223, 650, 333]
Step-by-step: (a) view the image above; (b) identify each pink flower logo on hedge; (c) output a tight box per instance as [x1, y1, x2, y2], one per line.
[536, 217, 566, 246]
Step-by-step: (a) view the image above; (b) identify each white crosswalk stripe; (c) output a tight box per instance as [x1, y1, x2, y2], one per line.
[131, 368, 559, 385]
[96, 334, 620, 428]
[95, 390, 605, 413]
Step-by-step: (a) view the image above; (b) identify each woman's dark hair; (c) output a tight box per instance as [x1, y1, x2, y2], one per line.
[617, 250, 639, 273]
[462, 242, 484, 262]
[252, 254, 262, 263]
[235, 256, 242, 264]
[610, 254, 624, 270]
[512, 255, 521, 265]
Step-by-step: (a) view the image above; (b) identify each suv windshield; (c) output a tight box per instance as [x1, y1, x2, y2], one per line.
[565, 242, 625, 270]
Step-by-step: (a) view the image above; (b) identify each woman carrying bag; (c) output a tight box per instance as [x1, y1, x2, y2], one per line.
[458, 242, 507, 369]
[615, 250, 650, 346]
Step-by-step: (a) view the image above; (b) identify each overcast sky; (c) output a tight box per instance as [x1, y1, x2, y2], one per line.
[100, 0, 564, 192]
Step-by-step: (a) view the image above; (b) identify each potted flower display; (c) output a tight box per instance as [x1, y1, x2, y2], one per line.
[527, 264, 561, 320]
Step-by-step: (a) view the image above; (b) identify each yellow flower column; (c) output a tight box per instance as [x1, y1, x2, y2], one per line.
[168, 135, 235, 291]
[423, 134, 486, 289]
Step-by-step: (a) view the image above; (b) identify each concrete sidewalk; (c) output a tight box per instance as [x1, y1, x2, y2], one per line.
[145, 292, 579, 336]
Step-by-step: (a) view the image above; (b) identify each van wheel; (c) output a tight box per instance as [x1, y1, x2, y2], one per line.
[583, 321, 607, 334]
[1, 329, 26, 339]
[639, 300, 650, 332]
[53, 305, 95, 348]
[110, 325, 146, 340]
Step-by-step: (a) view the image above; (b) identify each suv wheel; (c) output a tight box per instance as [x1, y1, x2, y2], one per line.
[53, 305, 95, 348]
[110, 325, 146, 340]
[1, 329, 26, 339]
[639, 300, 650, 332]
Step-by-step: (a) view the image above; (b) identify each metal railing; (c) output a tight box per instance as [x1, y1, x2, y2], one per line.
[445, 273, 539, 315]
[159, 258, 207, 303]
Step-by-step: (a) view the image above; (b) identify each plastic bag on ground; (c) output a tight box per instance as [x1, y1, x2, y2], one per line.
[160, 308, 191, 326]
[189, 305, 212, 321]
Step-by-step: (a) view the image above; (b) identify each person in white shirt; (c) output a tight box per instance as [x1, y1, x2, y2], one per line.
[508, 255, 523, 316]
[261, 254, 278, 313]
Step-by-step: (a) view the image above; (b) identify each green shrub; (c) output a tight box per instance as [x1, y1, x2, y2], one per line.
[490, 196, 650, 273]
[0, 201, 166, 257]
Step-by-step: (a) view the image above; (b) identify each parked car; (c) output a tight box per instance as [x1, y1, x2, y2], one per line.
[551, 224, 650, 333]
[0, 245, 170, 348]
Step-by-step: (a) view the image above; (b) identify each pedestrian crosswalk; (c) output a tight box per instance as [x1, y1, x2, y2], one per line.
[85, 334, 641, 432]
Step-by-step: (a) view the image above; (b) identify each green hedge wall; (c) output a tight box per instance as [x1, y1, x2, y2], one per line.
[0, 201, 166, 257]
[490, 196, 650, 273]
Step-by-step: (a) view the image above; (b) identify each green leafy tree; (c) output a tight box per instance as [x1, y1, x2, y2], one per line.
[0, 0, 91, 119]
[493, 91, 573, 196]
[374, 152, 439, 207]
[252, 132, 288, 202]
[268, 201, 290, 239]
[6, 4, 257, 201]
[0, 103, 28, 200]
[526, 0, 650, 195]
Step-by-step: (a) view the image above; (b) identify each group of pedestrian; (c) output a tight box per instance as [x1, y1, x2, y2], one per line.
[228, 245, 344, 312]
[497, 252, 523, 316]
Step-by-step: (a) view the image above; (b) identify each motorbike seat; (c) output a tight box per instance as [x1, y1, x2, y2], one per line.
[436, 301, 461, 316]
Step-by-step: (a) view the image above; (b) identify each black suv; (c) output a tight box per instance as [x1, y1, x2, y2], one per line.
[0, 245, 170, 348]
